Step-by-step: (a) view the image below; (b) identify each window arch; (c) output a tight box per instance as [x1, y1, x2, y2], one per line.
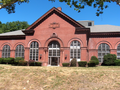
[70, 40, 80, 61]
[98, 43, 110, 63]
[29, 41, 39, 61]
[117, 44, 120, 59]
[2, 45, 10, 58]
[15, 45, 24, 58]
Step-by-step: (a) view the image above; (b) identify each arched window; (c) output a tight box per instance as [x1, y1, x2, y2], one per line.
[2, 45, 10, 58]
[29, 41, 39, 61]
[117, 44, 120, 59]
[98, 43, 110, 63]
[15, 45, 24, 58]
[70, 40, 80, 61]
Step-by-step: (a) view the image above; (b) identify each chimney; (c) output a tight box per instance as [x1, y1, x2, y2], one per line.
[57, 7, 62, 11]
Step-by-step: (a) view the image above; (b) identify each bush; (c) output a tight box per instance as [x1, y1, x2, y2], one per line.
[88, 60, 96, 67]
[114, 59, 120, 66]
[62, 63, 69, 67]
[90, 56, 99, 65]
[70, 58, 77, 67]
[29, 62, 42, 66]
[103, 54, 116, 66]
[15, 57, 24, 61]
[0, 58, 4, 64]
[14, 57, 24, 65]
[3, 57, 14, 64]
[78, 61, 87, 67]
[18, 60, 27, 66]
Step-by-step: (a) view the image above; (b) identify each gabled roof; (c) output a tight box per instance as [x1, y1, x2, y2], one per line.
[26, 7, 85, 30]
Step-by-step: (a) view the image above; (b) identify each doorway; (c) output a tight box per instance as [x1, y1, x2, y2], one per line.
[48, 41, 60, 66]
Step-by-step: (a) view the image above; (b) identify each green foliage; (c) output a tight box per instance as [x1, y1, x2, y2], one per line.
[0, 0, 29, 14]
[29, 62, 42, 66]
[15, 57, 24, 61]
[78, 61, 87, 67]
[88, 60, 96, 67]
[3, 57, 14, 64]
[70, 58, 77, 67]
[49, 0, 120, 16]
[0, 21, 29, 33]
[114, 59, 120, 66]
[62, 63, 69, 67]
[18, 60, 27, 66]
[103, 54, 116, 66]
[0, 58, 4, 64]
[1, 0, 120, 16]
[90, 56, 99, 65]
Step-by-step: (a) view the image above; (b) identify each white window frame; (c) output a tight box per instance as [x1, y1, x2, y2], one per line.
[70, 40, 80, 61]
[98, 43, 110, 63]
[117, 44, 120, 59]
[29, 41, 39, 61]
[2, 45, 10, 58]
[15, 45, 24, 58]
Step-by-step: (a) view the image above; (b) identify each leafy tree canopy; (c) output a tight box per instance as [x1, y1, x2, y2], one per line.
[0, 21, 29, 33]
[0, 0, 120, 16]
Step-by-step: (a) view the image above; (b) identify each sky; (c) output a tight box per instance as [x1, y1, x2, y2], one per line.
[0, 0, 120, 26]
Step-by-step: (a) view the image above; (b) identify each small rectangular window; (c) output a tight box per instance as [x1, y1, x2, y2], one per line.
[88, 22, 92, 26]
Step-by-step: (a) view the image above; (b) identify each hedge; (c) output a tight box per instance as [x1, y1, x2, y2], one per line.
[3, 57, 14, 64]
[29, 62, 42, 66]
[78, 61, 87, 67]
[88, 60, 96, 67]
[114, 59, 120, 66]
[62, 63, 69, 67]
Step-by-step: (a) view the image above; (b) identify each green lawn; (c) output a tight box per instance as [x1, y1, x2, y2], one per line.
[0, 65, 120, 90]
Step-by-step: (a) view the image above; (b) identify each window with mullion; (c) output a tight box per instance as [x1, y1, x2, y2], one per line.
[29, 41, 39, 61]
[2, 45, 10, 58]
[15, 45, 24, 58]
[98, 43, 110, 63]
[117, 44, 120, 59]
[70, 40, 80, 60]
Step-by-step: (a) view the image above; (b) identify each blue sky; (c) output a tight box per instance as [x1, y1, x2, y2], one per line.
[0, 0, 120, 26]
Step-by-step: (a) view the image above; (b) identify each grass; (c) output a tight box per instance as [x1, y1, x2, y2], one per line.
[0, 65, 120, 90]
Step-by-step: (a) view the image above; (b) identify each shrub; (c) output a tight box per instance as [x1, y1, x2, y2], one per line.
[15, 57, 24, 61]
[78, 61, 87, 67]
[70, 58, 77, 67]
[0, 58, 4, 64]
[29, 62, 42, 66]
[18, 60, 27, 66]
[62, 63, 69, 67]
[88, 60, 96, 67]
[103, 54, 116, 66]
[90, 56, 99, 65]
[3, 57, 14, 64]
[114, 59, 120, 66]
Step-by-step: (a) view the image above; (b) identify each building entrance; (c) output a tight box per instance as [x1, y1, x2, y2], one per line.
[48, 41, 60, 66]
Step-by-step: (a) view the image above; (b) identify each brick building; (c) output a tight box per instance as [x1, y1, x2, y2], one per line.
[0, 7, 120, 66]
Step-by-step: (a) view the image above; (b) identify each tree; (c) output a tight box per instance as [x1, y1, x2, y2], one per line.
[0, 21, 29, 33]
[0, 0, 120, 16]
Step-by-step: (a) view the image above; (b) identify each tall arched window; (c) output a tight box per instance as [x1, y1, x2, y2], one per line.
[98, 43, 110, 63]
[15, 45, 24, 58]
[70, 40, 80, 61]
[2, 45, 10, 58]
[29, 41, 39, 61]
[117, 44, 120, 59]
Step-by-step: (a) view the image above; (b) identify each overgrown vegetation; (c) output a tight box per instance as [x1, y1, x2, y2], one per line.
[0, 65, 120, 90]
